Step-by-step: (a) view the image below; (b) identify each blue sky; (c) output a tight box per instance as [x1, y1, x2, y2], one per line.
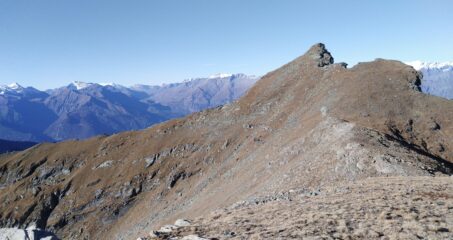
[0, 0, 452, 89]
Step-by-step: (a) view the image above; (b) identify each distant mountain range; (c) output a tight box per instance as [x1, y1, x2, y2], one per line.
[406, 61, 453, 99]
[0, 74, 258, 142]
[0, 62, 450, 143]
[0, 139, 37, 154]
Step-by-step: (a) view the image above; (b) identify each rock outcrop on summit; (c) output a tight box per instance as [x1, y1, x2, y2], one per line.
[0, 44, 451, 239]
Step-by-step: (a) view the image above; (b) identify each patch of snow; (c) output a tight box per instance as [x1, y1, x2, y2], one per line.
[208, 73, 233, 79]
[67, 81, 126, 90]
[99, 82, 124, 88]
[406, 61, 453, 70]
[182, 78, 196, 83]
[69, 81, 95, 90]
[0, 82, 25, 95]
[7, 82, 23, 90]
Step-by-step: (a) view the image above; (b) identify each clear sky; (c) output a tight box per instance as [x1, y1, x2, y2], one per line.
[0, 0, 452, 89]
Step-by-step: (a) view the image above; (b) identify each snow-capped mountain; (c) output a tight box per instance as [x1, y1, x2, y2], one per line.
[65, 81, 123, 90]
[406, 61, 453, 99]
[0, 83, 48, 99]
[0, 82, 23, 92]
[67, 81, 97, 90]
[406, 61, 453, 71]
[0, 74, 258, 142]
[1, 83, 28, 95]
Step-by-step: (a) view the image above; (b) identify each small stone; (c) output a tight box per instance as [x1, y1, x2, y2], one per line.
[437, 227, 449, 232]
[62, 168, 71, 175]
[145, 157, 155, 168]
[95, 189, 103, 199]
[92, 160, 113, 170]
[174, 219, 191, 227]
[221, 139, 230, 149]
[31, 187, 40, 196]
[123, 187, 135, 198]
[181, 235, 208, 240]
[149, 231, 158, 238]
[320, 106, 328, 117]
[438, 144, 445, 152]
[158, 224, 178, 233]
[430, 121, 441, 130]
[223, 230, 236, 236]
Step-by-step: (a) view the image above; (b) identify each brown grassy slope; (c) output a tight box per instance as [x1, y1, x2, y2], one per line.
[0, 43, 451, 239]
[153, 176, 453, 240]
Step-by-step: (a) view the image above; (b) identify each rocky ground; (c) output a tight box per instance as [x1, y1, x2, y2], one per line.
[141, 176, 453, 240]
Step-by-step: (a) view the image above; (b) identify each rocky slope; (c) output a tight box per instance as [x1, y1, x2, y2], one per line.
[0, 44, 452, 239]
[143, 176, 452, 239]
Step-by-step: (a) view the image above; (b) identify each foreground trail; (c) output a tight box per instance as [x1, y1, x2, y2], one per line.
[145, 176, 453, 240]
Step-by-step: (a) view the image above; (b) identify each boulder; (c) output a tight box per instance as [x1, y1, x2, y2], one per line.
[0, 228, 59, 240]
[144, 157, 155, 168]
[174, 219, 191, 227]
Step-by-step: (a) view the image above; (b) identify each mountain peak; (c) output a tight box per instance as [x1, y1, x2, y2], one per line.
[69, 81, 96, 90]
[305, 43, 334, 67]
[8, 82, 23, 90]
[0, 82, 25, 94]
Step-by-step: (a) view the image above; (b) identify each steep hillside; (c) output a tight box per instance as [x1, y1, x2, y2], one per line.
[133, 74, 258, 116]
[0, 44, 451, 240]
[43, 86, 170, 141]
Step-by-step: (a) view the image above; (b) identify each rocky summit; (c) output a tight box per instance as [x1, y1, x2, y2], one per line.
[0, 43, 452, 240]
